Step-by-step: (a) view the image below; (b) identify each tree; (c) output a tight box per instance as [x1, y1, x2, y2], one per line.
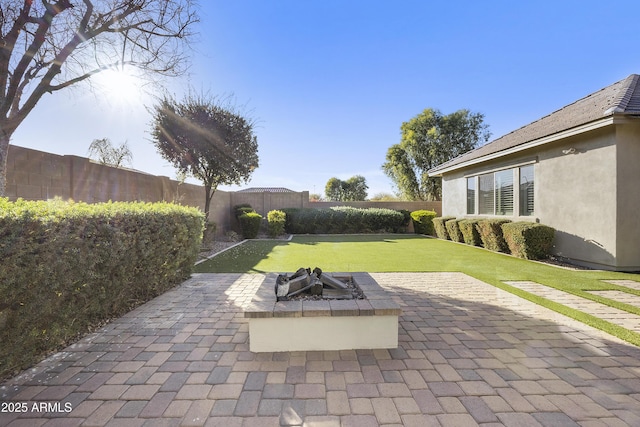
[324, 177, 343, 201]
[383, 108, 490, 201]
[150, 93, 259, 220]
[87, 138, 132, 167]
[0, 1, 198, 196]
[324, 175, 368, 201]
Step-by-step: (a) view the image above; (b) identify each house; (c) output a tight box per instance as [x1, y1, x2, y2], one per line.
[428, 74, 640, 271]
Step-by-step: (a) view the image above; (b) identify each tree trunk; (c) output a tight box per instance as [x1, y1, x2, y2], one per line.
[204, 184, 214, 222]
[0, 131, 11, 197]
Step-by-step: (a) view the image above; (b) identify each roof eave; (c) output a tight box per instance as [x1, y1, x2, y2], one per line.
[429, 116, 618, 177]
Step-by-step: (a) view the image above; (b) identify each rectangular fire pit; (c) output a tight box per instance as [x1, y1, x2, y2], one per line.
[244, 272, 401, 352]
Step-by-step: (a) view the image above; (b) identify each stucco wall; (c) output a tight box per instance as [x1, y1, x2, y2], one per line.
[7, 145, 436, 239]
[615, 120, 640, 269]
[440, 127, 624, 269]
[5, 145, 232, 234]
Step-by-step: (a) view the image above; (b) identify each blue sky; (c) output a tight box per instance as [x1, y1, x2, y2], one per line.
[12, 1, 640, 197]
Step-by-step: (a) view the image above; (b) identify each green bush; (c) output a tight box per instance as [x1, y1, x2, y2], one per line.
[477, 219, 512, 252]
[267, 210, 286, 237]
[282, 207, 404, 234]
[397, 209, 412, 232]
[502, 222, 555, 260]
[458, 219, 482, 246]
[410, 210, 436, 235]
[233, 204, 254, 219]
[433, 216, 456, 239]
[0, 198, 204, 380]
[445, 219, 463, 242]
[239, 211, 262, 239]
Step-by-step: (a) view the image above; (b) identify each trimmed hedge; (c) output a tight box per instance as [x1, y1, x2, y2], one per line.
[458, 219, 482, 246]
[282, 207, 404, 234]
[267, 210, 286, 237]
[477, 219, 512, 252]
[233, 204, 254, 218]
[433, 216, 456, 240]
[239, 211, 262, 239]
[410, 210, 437, 235]
[502, 222, 555, 260]
[445, 218, 463, 243]
[0, 199, 204, 380]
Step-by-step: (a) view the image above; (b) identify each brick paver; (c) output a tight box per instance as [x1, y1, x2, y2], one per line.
[505, 280, 640, 332]
[1, 272, 640, 426]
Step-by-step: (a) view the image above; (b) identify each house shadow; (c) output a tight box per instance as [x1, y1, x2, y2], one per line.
[552, 230, 617, 270]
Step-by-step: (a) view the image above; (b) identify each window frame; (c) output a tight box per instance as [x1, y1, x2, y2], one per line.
[464, 161, 535, 217]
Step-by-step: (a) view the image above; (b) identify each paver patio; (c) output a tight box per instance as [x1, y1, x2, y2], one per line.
[2, 272, 640, 426]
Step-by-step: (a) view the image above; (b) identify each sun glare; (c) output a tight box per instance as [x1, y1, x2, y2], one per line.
[95, 68, 143, 105]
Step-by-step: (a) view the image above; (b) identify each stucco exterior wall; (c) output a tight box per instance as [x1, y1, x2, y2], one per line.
[440, 127, 623, 269]
[536, 129, 617, 268]
[615, 120, 640, 269]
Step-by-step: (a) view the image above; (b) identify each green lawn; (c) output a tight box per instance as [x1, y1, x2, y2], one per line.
[195, 234, 640, 345]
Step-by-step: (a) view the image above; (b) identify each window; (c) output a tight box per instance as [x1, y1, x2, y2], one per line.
[468, 164, 534, 216]
[519, 165, 534, 216]
[466, 177, 475, 214]
[478, 173, 494, 215]
[495, 169, 514, 215]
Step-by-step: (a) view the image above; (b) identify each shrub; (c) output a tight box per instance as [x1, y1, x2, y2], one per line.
[267, 210, 286, 237]
[397, 209, 412, 232]
[458, 219, 482, 246]
[477, 219, 512, 252]
[502, 222, 555, 260]
[445, 219, 463, 242]
[239, 211, 262, 239]
[410, 210, 436, 235]
[282, 207, 404, 234]
[433, 216, 456, 239]
[233, 204, 254, 219]
[0, 199, 204, 380]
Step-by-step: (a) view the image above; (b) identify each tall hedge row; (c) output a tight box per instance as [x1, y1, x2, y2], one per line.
[432, 214, 555, 260]
[0, 199, 204, 380]
[283, 206, 405, 234]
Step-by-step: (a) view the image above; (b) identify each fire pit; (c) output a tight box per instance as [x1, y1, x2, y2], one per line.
[275, 267, 363, 301]
[245, 271, 401, 352]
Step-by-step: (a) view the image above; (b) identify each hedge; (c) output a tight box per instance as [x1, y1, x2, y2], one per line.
[458, 219, 483, 246]
[433, 216, 456, 240]
[0, 199, 204, 380]
[267, 210, 286, 237]
[239, 211, 262, 239]
[410, 210, 437, 235]
[502, 222, 555, 260]
[445, 218, 463, 243]
[282, 207, 404, 234]
[477, 219, 512, 252]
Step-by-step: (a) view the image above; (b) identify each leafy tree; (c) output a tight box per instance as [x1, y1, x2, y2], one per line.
[324, 175, 368, 201]
[344, 175, 368, 201]
[383, 108, 490, 201]
[0, 0, 198, 196]
[87, 138, 132, 168]
[325, 177, 343, 201]
[150, 93, 259, 220]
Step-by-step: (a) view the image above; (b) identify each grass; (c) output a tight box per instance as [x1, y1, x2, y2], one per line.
[194, 234, 640, 346]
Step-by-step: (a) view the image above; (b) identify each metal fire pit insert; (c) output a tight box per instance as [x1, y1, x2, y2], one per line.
[244, 272, 401, 352]
[275, 267, 363, 301]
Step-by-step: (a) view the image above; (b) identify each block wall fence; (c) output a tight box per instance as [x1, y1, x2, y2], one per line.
[5, 145, 441, 235]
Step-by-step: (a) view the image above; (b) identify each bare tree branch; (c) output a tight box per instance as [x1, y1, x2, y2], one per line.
[0, 0, 199, 196]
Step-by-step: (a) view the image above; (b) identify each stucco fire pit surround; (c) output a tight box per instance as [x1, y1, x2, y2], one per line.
[244, 272, 401, 352]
